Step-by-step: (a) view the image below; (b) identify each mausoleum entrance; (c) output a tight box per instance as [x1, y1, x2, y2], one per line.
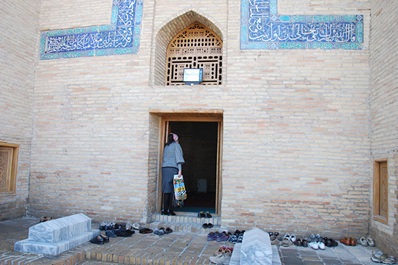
[155, 112, 223, 215]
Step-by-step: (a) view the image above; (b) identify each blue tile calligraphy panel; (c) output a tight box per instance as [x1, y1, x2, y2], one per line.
[241, 0, 363, 50]
[40, 0, 143, 60]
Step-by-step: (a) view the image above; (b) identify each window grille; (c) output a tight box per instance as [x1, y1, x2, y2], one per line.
[166, 22, 223, 86]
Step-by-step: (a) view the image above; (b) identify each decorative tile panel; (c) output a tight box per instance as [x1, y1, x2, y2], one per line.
[241, 0, 363, 50]
[40, 0, 143, 60]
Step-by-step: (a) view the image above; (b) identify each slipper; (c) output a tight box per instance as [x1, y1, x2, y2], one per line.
[139, 228, 153, 234]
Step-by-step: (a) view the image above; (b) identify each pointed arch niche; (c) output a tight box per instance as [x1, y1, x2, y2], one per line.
[153, 11, 223, 86]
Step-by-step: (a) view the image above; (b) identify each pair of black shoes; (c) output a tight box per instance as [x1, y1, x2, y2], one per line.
[202, 223, 214, 229]
[197, 211, 212, 218]
[161, 209, 176, 216]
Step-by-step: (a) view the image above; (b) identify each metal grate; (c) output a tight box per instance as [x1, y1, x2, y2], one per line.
[166, 22, 223, 86]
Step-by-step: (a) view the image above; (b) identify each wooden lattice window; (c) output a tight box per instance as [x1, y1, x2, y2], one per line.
[373, 160, 388, 223]
[0, 142, 19, 193]
[166, 22, 223, 86]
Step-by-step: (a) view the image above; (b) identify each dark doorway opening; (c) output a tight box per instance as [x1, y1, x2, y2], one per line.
[169, 121, 218, 213]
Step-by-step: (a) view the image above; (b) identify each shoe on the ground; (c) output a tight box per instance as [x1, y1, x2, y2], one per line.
[281, 238, 293, 247]
[90, 235, 104, 245]
[371, 251, 394, 264]
[271, 238, 280, 245]
[139, 228, 153, 234]
[367, 237, 375, 247]
[359, 236, 368, 246]
[228, 234, 237, 243]
[328, 238, 338, 247]
[165, 227, 173, 234]
[309, 241, 319, 250]
[283, 233, 291, 241]
[215, 246, 233, 255]
[290, 234, 297, 243]
[154, 228, 165, 235]
[132, 222, 140, 230]
[105, 230, 117, 237]
[209, 253, 231, 265]
[198, 211, 206, 218]
[100, 234, 109, 243]
[216, 232, 229, 242]
[301, 239, 309, 247]
[207, 232, 217, 241]
[115, 229, 135, 237]
[349, 237, 357, 246]
[39, 216, 53, 223]
[206, 211, 212, 218]
[294, 238, 302, 246]
[318, 241, 326, 250]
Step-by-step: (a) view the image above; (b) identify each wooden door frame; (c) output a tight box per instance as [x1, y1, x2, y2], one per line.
[151, 110, 223, 214]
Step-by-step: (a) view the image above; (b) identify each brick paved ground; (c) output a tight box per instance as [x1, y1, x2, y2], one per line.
[0, 217, 382, 265]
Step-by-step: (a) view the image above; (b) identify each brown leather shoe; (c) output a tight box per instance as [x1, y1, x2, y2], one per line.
[340, 237, 350, 245]
[348, 237, 357, 246]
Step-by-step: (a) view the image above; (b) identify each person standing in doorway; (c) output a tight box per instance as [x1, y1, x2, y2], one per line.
[161, 133, 185, 215]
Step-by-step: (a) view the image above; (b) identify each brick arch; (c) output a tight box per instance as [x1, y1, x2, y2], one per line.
[153, 11, 223, 86]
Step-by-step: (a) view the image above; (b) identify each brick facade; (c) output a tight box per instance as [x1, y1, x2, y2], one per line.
[1, 0, 397, 256]
[369, 0, 398, 256]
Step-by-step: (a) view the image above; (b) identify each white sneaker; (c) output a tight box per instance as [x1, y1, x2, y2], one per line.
[290, 234, 297, 243]
[309, 241, 319, 250]
[318, 241, 326, 250]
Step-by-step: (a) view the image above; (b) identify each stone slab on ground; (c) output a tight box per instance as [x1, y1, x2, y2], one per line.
[14, 214, 99, 256]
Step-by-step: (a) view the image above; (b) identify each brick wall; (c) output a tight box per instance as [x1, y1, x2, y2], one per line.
[3, 0, 379, 241]
[0, 0, 40, 220]
[369, 0, 398, 256]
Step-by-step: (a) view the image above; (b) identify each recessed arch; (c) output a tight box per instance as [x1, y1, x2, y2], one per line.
[152, 11, 223, 86]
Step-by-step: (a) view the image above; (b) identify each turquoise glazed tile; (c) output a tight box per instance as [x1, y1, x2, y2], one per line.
[241, 0, 363, 50]
[40, 0, 142, 60]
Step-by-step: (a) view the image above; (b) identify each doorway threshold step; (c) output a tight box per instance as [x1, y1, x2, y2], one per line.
[149, 213, 221, 234]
